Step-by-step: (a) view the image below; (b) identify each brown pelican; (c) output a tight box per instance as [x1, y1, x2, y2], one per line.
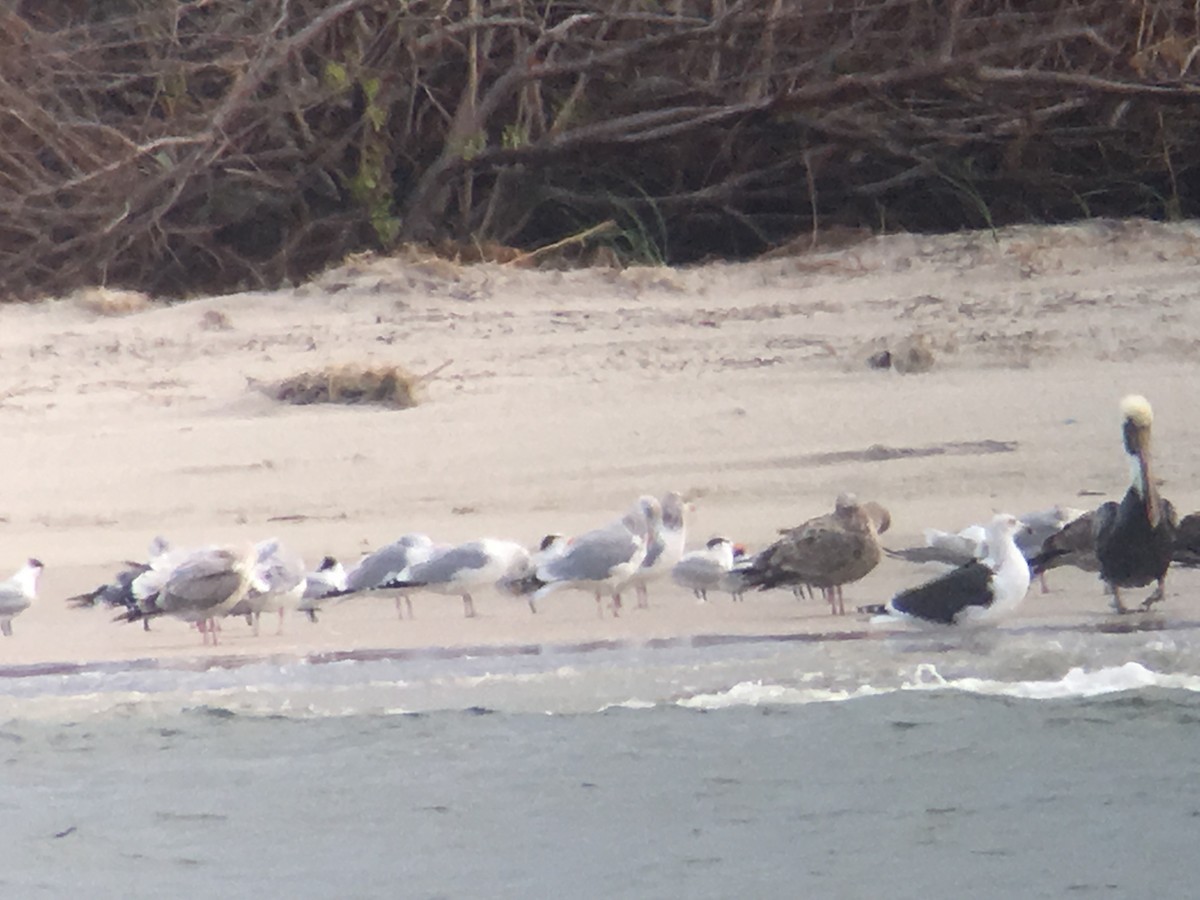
[863, 514, 1030, 625]
[1093, 394, 1177, 613]
[738, 494, 888, 615]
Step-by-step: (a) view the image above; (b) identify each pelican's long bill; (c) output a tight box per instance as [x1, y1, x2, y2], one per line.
[1121, 394, 1160, 529]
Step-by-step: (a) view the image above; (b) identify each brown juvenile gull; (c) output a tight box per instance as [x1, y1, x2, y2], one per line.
[738, 494, 888, 615]
[1171, 512, 1200, 568]
[1026, 510, 1101, 579]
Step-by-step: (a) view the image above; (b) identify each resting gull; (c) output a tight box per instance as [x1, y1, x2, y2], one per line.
[496, 534, 567, 604]
[863, 513, 1031, 626]
[628, 491, 689, 609]
[65, 537, 172, 630]
[342, 533, 436, 618]
[297, 556, 346, 623]
[528, 495, 661, 617]
[889, 505, 1085, 592]
[0, 559, 43, 637]
[229, 539, 307, 635]
[380, 539, 531, 618]
[123, 546, 260, 645]
[671, 537, 736, 602]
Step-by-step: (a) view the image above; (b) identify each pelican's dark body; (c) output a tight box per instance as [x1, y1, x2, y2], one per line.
[1093, 489, 1176, 590]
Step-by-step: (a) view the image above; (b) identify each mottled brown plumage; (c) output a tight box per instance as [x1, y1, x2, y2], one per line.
[1173, 513, 1200, 567]
[741, 493, 888, 614]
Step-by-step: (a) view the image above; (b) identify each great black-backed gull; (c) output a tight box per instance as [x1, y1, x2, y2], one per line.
[865, 514, 1030, 626]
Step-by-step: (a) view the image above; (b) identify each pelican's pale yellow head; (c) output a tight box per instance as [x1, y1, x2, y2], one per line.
[1119, 394, 1160, 525]
[1120, 394, 1153, 429]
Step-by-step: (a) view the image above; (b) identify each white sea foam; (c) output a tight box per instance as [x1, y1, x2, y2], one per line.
[6, 632, 1200, 722]
[670, 661, 1200, 711]
[598, 699, 657, 711]
[907, 660, 1200, 700]
[676, 679, 885, 710]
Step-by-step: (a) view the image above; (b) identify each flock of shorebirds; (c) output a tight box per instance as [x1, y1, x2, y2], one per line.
[0, 395, 1191, 646]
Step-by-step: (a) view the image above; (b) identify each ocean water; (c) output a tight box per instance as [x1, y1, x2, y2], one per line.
[4, 623, 1200, 898]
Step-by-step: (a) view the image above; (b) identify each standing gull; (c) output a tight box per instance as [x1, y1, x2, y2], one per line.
[496, 534, 566, 602]
[66, 537, 172, 631]
[230, 539, 307, 636]
[297, 556, 346, 623]
[342, 533, 436, 618]
[1093, 394, 1177, 613]
[737, 494, 889, 615]
[864, 514, 1031, 626]
[628, 491, 689, 609]
[718, 549, 754, 602]
[1026, 509, 1101, 579]
[0, 559, 43, 637]
[380, 539, 531, 618]
[123, 546, 260, 645]
[889, 505, 1085, 592]
[671, 537, 736, 602]
[528, 496, 660, 617]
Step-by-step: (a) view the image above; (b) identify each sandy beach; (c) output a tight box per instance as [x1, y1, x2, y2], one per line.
[2, 217, 1200, 668]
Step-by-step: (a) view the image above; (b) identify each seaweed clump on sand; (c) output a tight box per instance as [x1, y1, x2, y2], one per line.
[258, 364, 426, 410]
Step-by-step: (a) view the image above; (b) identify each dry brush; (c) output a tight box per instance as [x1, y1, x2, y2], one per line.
[1, 0, 1200, 300]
